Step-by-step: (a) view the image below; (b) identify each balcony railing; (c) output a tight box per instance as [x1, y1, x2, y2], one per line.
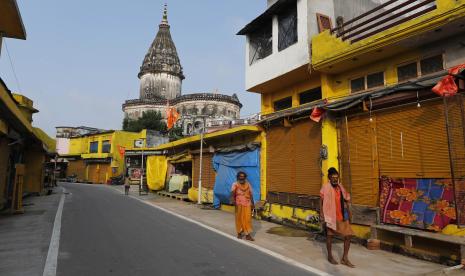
[330, 0, 437, 43]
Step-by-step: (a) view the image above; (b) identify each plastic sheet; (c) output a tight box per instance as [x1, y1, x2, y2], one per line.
[146, 156, 167, 191]
[212, 149, 260, 208]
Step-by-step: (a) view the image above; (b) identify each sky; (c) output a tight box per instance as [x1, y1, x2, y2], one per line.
[0, 0, 266, 136]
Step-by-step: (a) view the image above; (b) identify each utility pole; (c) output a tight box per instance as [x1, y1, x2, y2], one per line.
[197, 120, 205, 205]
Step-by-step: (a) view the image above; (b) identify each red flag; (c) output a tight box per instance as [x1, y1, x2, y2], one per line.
[118, 146, 125, 157]
[166, 107, 179, 130]
[432, 64, 465, 97]
[310, 107, 326, 122]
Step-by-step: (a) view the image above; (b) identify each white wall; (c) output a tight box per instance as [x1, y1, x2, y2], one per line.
[56, 138, 70, 155]
[245, 0, 311, 91]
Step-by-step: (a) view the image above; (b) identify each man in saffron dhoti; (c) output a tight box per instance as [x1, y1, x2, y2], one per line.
[320, 167, 355, 268]
[231, 171, 255, 241]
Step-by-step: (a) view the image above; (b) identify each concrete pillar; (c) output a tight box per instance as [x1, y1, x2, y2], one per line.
[320, 73, 340, 183]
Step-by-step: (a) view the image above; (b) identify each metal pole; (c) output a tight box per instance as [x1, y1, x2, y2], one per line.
[140, 139, 145, 195]
[197, 131, 204, 205]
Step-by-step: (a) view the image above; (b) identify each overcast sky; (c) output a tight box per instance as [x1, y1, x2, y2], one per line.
[0, 0, 265, 136]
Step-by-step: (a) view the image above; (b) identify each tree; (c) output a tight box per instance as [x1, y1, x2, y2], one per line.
[122, 111, 167, 133]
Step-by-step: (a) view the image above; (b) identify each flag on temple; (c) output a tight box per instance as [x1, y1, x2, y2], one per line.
[166, 107, 179, 130]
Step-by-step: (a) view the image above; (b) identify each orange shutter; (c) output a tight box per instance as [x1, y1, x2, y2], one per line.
[192, 154, 215, 189]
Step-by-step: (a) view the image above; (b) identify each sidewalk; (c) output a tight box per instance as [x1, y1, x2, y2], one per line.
[110, 185, 450, 276]
[0, 187, 62, 276]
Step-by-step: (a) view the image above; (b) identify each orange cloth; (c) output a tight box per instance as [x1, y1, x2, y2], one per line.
[166, 107, 179, 130]
[235, 205, 253, 235]
[432, 64, 465, 97]
[231, 182, 253, 207]
[320, 182, 350, 231]
[334, 186, 343, 222]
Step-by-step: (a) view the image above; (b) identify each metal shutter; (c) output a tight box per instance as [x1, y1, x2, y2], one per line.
[267, 125, 293, 193]
[98, 164, 110, 184]
[267, 120, 322, 195]
[339, 114, 379, 206]
[294, 120, 322, 195]
[88, 164, 98, 183]
[67, 160, 87, 181]
[376, 100, 450, 178]
[192, 154, 215, 189]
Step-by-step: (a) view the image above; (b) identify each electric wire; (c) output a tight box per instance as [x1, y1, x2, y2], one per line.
[4, 40, 22, 92]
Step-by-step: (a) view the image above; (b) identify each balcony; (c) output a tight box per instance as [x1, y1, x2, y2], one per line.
[312, 0, 465, 73]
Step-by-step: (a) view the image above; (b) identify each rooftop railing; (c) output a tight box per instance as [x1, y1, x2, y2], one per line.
[331, 0, 437, 43]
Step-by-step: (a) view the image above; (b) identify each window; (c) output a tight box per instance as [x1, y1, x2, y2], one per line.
[397, 55, 444, 82]
[316, 13, 332, 33]
[249, 22, 273, 65]
[278, 4, 298, 51]
[367, 72, 385, 89]
[397, 62, 418, 82]
[350, 71, 385, 93]
[350, 77, 365, 93]
[420, 55, 443, 75]
[102, 140, 111, 153]
[89, 141, 99, 153]
[274, 97, 293, 111]
[299, 87, 322, 105]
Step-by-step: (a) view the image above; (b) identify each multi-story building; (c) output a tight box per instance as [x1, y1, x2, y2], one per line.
[1, 0, 56, 211]
[240, 0, 465, 262]
[61, 130, 168, 184]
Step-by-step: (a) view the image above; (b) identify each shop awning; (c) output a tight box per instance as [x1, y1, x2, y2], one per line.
[167, 152, 192, 164]
[154, 126, 262, 151]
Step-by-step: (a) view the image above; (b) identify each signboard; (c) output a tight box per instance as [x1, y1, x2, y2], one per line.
[134, 139, 144, 148]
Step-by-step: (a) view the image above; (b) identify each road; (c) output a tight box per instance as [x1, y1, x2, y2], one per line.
[57, 183, 314, 276]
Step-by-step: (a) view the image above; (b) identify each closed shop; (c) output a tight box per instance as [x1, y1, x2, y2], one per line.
[339, 99, 451, 207]
[98, 164, 110, 184]
[67, 159, 86, 181]
[87, 164, 99, 183]
[192, 153, 216, 189]
[267, 120, 322, 196]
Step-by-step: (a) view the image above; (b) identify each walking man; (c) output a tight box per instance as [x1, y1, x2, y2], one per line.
[231, 171, 255, 241]
[320, 167, 355, 268]
[124, 169, 130, 196]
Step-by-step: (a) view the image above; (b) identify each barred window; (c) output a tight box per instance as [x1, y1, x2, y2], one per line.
[274, 97, 293, 111]
[249, 23, 273, 65]
[397, 62, 418, 82]
[299, 87, 322, 105]
[278, 4, 298, 51]
[350, 77, 365, 93]
[367, 72, 384, 89]
[420, 55, 443, 75]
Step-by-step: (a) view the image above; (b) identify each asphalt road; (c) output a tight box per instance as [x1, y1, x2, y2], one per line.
[57, 183, 314, 276]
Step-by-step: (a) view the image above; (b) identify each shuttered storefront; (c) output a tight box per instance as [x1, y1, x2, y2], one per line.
[267, 120, 322, 196]
[67, 160, 86, 181]
[192, 153, 216, 189]
[98, 164, 110, 184]
[88, 164, 99, 183]
[339, 99, 450, 207]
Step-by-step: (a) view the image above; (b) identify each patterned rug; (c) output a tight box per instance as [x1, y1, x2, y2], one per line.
[379, 177, 457, 231]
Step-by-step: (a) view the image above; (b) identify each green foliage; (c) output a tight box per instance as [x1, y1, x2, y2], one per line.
[122, 111, 167, 133]
[168, 126, 184, 141]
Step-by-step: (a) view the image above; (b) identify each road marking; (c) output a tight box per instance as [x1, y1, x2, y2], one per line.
[43, 188, 65, 276]
[110, 186, 331, 276]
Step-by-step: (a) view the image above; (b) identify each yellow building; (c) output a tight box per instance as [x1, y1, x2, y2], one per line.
[62, 130, 164, 184]
[240, 0, 465, 261]
[152, 126, 263, 204]
[1, 1, 55, 211]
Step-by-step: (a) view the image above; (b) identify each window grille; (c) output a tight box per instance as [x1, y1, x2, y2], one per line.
[278, 4, 298, 51]
[249, 23, 273, 65]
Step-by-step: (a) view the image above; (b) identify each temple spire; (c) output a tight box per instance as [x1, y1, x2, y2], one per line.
[161, 3, 168, 25]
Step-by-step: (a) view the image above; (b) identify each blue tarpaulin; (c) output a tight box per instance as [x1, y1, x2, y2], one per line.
[212, 149, 260, 208]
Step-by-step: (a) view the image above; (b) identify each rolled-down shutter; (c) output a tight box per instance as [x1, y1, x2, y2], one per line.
[67, 160, 86, 181]
[267, 125, 293, 193]
[294, 120, 322, 195]
[88, 164, 98, 183]
[339, 114, 379, 206]
[192, 154, 215, 189]
[376, 100, 450, 179]
[98, 164, 110, 184]
[267, 120, 322, 195]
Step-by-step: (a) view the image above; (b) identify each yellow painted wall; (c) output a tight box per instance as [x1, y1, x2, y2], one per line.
[312, 0, 465, 70]
[23, 147, 45, 194]
[0, 137, 9, 209]
[260, 77, 321, 114]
